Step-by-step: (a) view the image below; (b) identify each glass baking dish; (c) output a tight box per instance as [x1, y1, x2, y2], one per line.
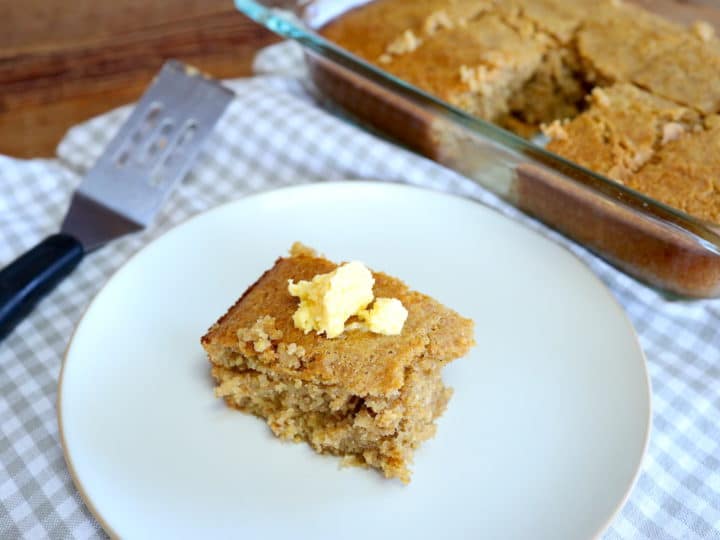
[235, 0, 720, 298]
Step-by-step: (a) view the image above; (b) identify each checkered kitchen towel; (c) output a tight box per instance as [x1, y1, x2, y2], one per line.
[2, 42, 719, 539]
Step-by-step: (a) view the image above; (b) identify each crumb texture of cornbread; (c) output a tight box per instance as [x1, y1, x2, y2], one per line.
[627, 116, 720, 224]
[545, 84, 700, 183]
[321, 0, 720, 224]
[201, 246, 475, 483]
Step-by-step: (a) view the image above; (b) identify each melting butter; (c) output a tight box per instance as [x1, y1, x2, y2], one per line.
[288, 262, 407, 338]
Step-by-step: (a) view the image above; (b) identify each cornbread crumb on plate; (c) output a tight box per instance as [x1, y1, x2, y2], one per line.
[201, 244, 475, 483]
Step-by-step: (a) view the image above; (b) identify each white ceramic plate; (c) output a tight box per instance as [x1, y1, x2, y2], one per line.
[59, 181, 651, 540]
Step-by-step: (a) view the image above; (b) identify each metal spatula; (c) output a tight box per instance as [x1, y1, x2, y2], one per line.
[0, 60, 233, 341]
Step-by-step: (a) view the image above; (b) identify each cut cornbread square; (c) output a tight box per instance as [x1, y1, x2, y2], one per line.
[545, 83, 700, 182]
[324, 3, 549, 123]
[201, 246, 475, 483]
[576, 5, 720, 115]
[498, 0, 598, 44]
[318, 0, 442, 63]
[633, 39, 720, 115]
[576, 2, 688, 85]
[320, 0, 493, 65]
[388, 13, 549, 121]
[627, 115, 720, 224]
[577, 2, 720, 115]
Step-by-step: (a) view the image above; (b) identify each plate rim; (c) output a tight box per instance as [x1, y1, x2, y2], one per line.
[56, 180, 653, 539]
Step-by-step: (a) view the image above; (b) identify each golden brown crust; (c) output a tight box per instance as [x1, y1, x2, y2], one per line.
[577, 3, 720, 114]
[322, 1, 549, 123]
[627, 115, 720, 224]
[633, 41, 720, 115]
[200, 259, 282, 347]
[498, 0, 598, 44]
[575, 2, 688, 85]
[202, 250, 475, 397]
[546, 84, 700, 182]
[543, 86, 720, 223]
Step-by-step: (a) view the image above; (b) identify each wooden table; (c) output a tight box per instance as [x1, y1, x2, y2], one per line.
[1, 1, 278, 158]
[1, 0, 718, 159]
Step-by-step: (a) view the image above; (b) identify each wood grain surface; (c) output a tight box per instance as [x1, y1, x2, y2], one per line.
[0, 0, 718, 158]
[0, 1, 279, 158]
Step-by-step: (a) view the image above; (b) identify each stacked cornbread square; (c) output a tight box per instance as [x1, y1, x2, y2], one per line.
[201, 245, 474, 482]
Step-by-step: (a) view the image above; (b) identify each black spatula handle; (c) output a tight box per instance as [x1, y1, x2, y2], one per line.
[0, 234, 84, 342]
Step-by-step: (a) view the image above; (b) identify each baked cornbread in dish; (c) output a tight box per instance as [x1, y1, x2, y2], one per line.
[320, 0, 596, 130]
[321, 0, 720, 225]
[544, 84, 701, 184]
[200, 244, 475, 483]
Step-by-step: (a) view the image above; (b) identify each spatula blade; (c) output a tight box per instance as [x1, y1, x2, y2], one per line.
[62, 61, 234, 249]
[0, 61, 234, 341]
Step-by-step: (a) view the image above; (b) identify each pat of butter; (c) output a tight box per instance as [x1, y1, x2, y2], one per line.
[288, 262, 374, 338]
[359, 297, 408, 336]
[288, 262, 407, 338]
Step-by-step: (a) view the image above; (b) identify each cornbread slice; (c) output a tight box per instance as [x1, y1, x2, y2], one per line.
[576, 2, 688, 85]
[545, 84, 700, 182]
[498, 0, 598, 44]
[201, 245, 475, 483]
[320, 0, 493, 65]
[324, 4, 549, 122]
[417, 14, 549, 121]
[577, 4, 720, 114]
[633, 39, 720, 115]
[626, 116, 720, 224]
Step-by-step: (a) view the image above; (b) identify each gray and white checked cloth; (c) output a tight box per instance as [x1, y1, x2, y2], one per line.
[2, 42, 720, 539]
